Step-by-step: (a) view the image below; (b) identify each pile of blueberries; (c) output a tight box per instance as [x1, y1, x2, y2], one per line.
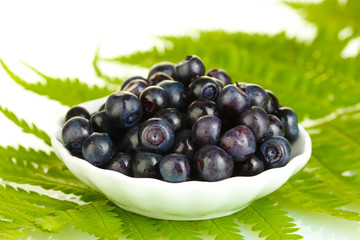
[62, 55, 299, 182]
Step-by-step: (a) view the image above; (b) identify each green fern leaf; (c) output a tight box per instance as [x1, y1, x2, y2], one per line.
[0, 145, 63, 168]
[0, 146, 102, 201]
[0, 221, 27, 239]
[104, 31, 360, 121]
[93, 47, 124, 84]
[0, 106, 51, 146]
[0, 59, 113, 107]
[197, 217, 244, 240]
[43, 201, 123, 240]
[0, 184, 78, 236]
[236, 198, 302, 240]
[287, 0, 360, 37]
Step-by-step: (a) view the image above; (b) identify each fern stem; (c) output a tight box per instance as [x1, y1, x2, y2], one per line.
[124, 211, 146, 240]
[248, 204, 286, 240]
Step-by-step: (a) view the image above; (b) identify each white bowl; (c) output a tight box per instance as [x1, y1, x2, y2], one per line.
[52, 97, 312, 221]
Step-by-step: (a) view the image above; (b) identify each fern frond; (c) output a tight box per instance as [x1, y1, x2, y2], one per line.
[197, 217, 244, 240]
[271, 109, 360, 221]
[0, 106, 51, 146]
[236, 198, 302, 240]
[105, 31, 360, 121]
[286, 0, 360, 37]
[0, 221, 27, 239]
[0, 148, 102, 201]
[0, 59, 113, 107]
[0, 145, 63, 168]
[43, 201, 122, 240]
[0, 184, 78, 238]
[112, 208, 163, 240]
[93, 47, 124, 84]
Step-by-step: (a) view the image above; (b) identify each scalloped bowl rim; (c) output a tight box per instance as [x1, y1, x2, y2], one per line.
[51, 96, 312, 220]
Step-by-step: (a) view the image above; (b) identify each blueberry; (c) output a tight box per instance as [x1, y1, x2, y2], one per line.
[233, 155, 265, 176]
[105, 91, 142, 128]
[160, 153, 190, 182]
[121, 76, 147, 90]
[90, 110, 114, 135]
[187, 99, 219, 125]
[219, 125, 256, 162]
[82, 133, 113, 167]
[171, 129, 198, 159]
[187, 76, 220, 102]
[265, 90, 280, 114]
[154, 108, 185, 132]
[138, 118, 175, 153]
[106, 152, 132, 176]
[192, 115, 221, 146]
[194, 145, 234, 181]
[148, 72, 173, 86]
[277, 107, 299, 143]
[157, 80, 187, 109]
[65, 106, 90, 121]
[267, 114, 284, 138]
[122, 79, 148, 97]
[237, 106, 269, 143]
[62, 116, 93, 154]
[132, 152, 162, 178]
[174, 55, 205, 86]
[140, 86, 170, 115]
[207, 69, 232, 85]
[216, 85, 249, 118]
[260, 136, 291, 168]
[240, 83, 269, 109]
[148, 62, 175, 79]
[120, 124, 141, 154]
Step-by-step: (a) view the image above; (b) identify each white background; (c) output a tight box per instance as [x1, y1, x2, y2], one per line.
[0, 0, 359, 239]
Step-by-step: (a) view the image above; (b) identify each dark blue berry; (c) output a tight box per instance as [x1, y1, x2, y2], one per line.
[140, 86, 170, 115]
[267, 114, 284, 138]
[187, 99, 219, 125]
[171, 129, 198, 159]
[121, 124, 141, 154]
[265, 90, 280, 114]
[154, 108, 185, 132]
[233, 155, 265, 176]
[187, 76, 220, 101]
[174, 55, 205, 86]
[260, 136, 291, 168]
[82, 133, 113, 167]
[195, 145, 234, 181]
[90, 110, 114, 135]
[106, 152, 132, 176]
[65, 106, 90, 121]
[192, 115, 221, 146]
[240, 83, 269, 109]
[207, 69, 231, 85]
[160, 153, 190, 182]
[62, 117, 93, 154]
[105, 91, 142, 128]
[132, 152, 162, 178]
[121, 76, 147, 90]
[216, 85, 249, 118]
[219, 125, 256, 162]
[237, 106, 269, 143]
[122, 79, 148, 97]
[277, 107, 299, 143]
[148, 72, 173, 86]
[148, 62, 175, 79]
[138, 118, 174, 153]
[157, 80, 187, 109]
